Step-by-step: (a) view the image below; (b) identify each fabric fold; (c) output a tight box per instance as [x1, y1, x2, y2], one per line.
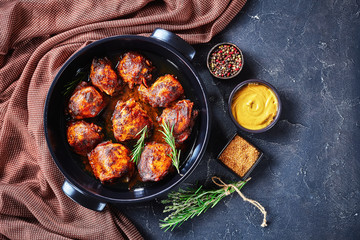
[0, 0, 247, 239]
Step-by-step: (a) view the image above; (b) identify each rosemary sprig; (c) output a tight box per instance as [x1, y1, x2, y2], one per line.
[159, 122, 181, 174]
[159, 179, 248, 231]
[62, 68, 88, 96]
[130, 125, 148, 164]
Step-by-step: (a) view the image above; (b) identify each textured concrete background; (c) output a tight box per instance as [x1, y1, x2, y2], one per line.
[117, 0, 360, 239]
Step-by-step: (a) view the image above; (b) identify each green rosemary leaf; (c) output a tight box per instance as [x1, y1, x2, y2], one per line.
[130, 125, 148, 164]
[62, 68, 88, 97]
[159, 179, 248, 231]
[159, 122, 181, 174]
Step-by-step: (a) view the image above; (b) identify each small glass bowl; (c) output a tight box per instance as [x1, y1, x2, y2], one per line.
[207, 42, 244, 79]
[228, 79, 282, 133]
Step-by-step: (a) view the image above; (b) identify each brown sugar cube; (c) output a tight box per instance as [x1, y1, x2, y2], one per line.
[218, 135, 260, 178]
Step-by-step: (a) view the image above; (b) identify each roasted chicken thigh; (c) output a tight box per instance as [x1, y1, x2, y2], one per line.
[67, 120, 104, 156]
[158, 99, 198, 144]
[112, 98, 153, 142]
[65, 51, 199, 185]
[137, 142, 173, 182]
[139, 74, 184, 108]
[68, 82, 106, 119]
[88, 141, 134, 183]
[90, 57, 122, 96]
[117, 52, 154, 89]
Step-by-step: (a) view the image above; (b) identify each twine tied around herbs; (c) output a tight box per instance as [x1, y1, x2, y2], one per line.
[211, 176, 268, 227]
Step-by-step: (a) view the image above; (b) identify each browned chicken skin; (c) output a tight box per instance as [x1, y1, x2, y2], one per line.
[68, 82, 106, 119]
[112, 98, 153, 142]
[88, 141, 135, 183]
[117, 52, 154, 89]
[158, 99, 198, 144]
[139, 74, 184, 108]
[90, 57, 122, 96]
[67, 120, 104, 156]
[65, 52, 199, 184]
[137, 142, 173, 182]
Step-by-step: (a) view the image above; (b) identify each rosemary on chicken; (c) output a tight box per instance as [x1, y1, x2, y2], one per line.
[160, 177, 248, 231]
[62, 68, 88, 96]
[159, 122, 181, 174]
[130, 125, 148, 164]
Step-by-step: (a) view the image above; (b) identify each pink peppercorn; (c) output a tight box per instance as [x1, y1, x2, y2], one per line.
[207, 43, 243, 79]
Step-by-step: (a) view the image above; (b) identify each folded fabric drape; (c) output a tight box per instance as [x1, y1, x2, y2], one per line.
[0, 0, 247, 239]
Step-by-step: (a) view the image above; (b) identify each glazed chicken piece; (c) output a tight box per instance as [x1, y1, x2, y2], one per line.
[117, 52, 154, 89]
[68, 82, 106, 119]
[88, 141, 135, 183]
[139, 74, 184, 108]
[112, 98, 153, 142]
[137, 142, 173, 182]
[67, 120, 104, 156]
[90, 57, 122, 96]
[158, 99, 198, 144]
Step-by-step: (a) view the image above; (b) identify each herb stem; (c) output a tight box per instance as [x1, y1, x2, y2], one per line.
[130, 125, 148, 164]
[159, 122, 181, 174]
[62, 68, 88, 96]
[160, 179, 248, 231]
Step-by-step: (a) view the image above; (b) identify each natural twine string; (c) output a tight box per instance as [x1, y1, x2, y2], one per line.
[212, 176, 268, 227]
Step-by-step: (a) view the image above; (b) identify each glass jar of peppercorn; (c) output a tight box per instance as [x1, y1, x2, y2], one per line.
[207, 42, 243, 79]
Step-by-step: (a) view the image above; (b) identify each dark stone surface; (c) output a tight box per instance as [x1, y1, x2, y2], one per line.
[116, 0, 360, 239]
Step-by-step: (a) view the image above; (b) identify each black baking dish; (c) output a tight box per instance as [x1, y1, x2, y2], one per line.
[44, 28, 211, 211]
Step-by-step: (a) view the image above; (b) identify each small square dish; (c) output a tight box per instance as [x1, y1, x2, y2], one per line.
[217, 133, 264, 181]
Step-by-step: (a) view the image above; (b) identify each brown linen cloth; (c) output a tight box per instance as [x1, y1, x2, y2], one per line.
[0, 0, 247, 239]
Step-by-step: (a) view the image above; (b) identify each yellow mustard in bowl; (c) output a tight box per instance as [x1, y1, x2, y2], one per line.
[231, 83, 278, 130]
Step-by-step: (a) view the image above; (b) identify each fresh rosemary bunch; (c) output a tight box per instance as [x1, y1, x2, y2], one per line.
[159, 122, 181, 174]
[130, 125, 148, 164]
[62, 68, 88, 96]
[159, 178, 248, 231]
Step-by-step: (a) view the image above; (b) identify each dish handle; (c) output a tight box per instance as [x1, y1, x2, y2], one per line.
[150, 28, 196, 61]
[62, 180, 106, 212]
